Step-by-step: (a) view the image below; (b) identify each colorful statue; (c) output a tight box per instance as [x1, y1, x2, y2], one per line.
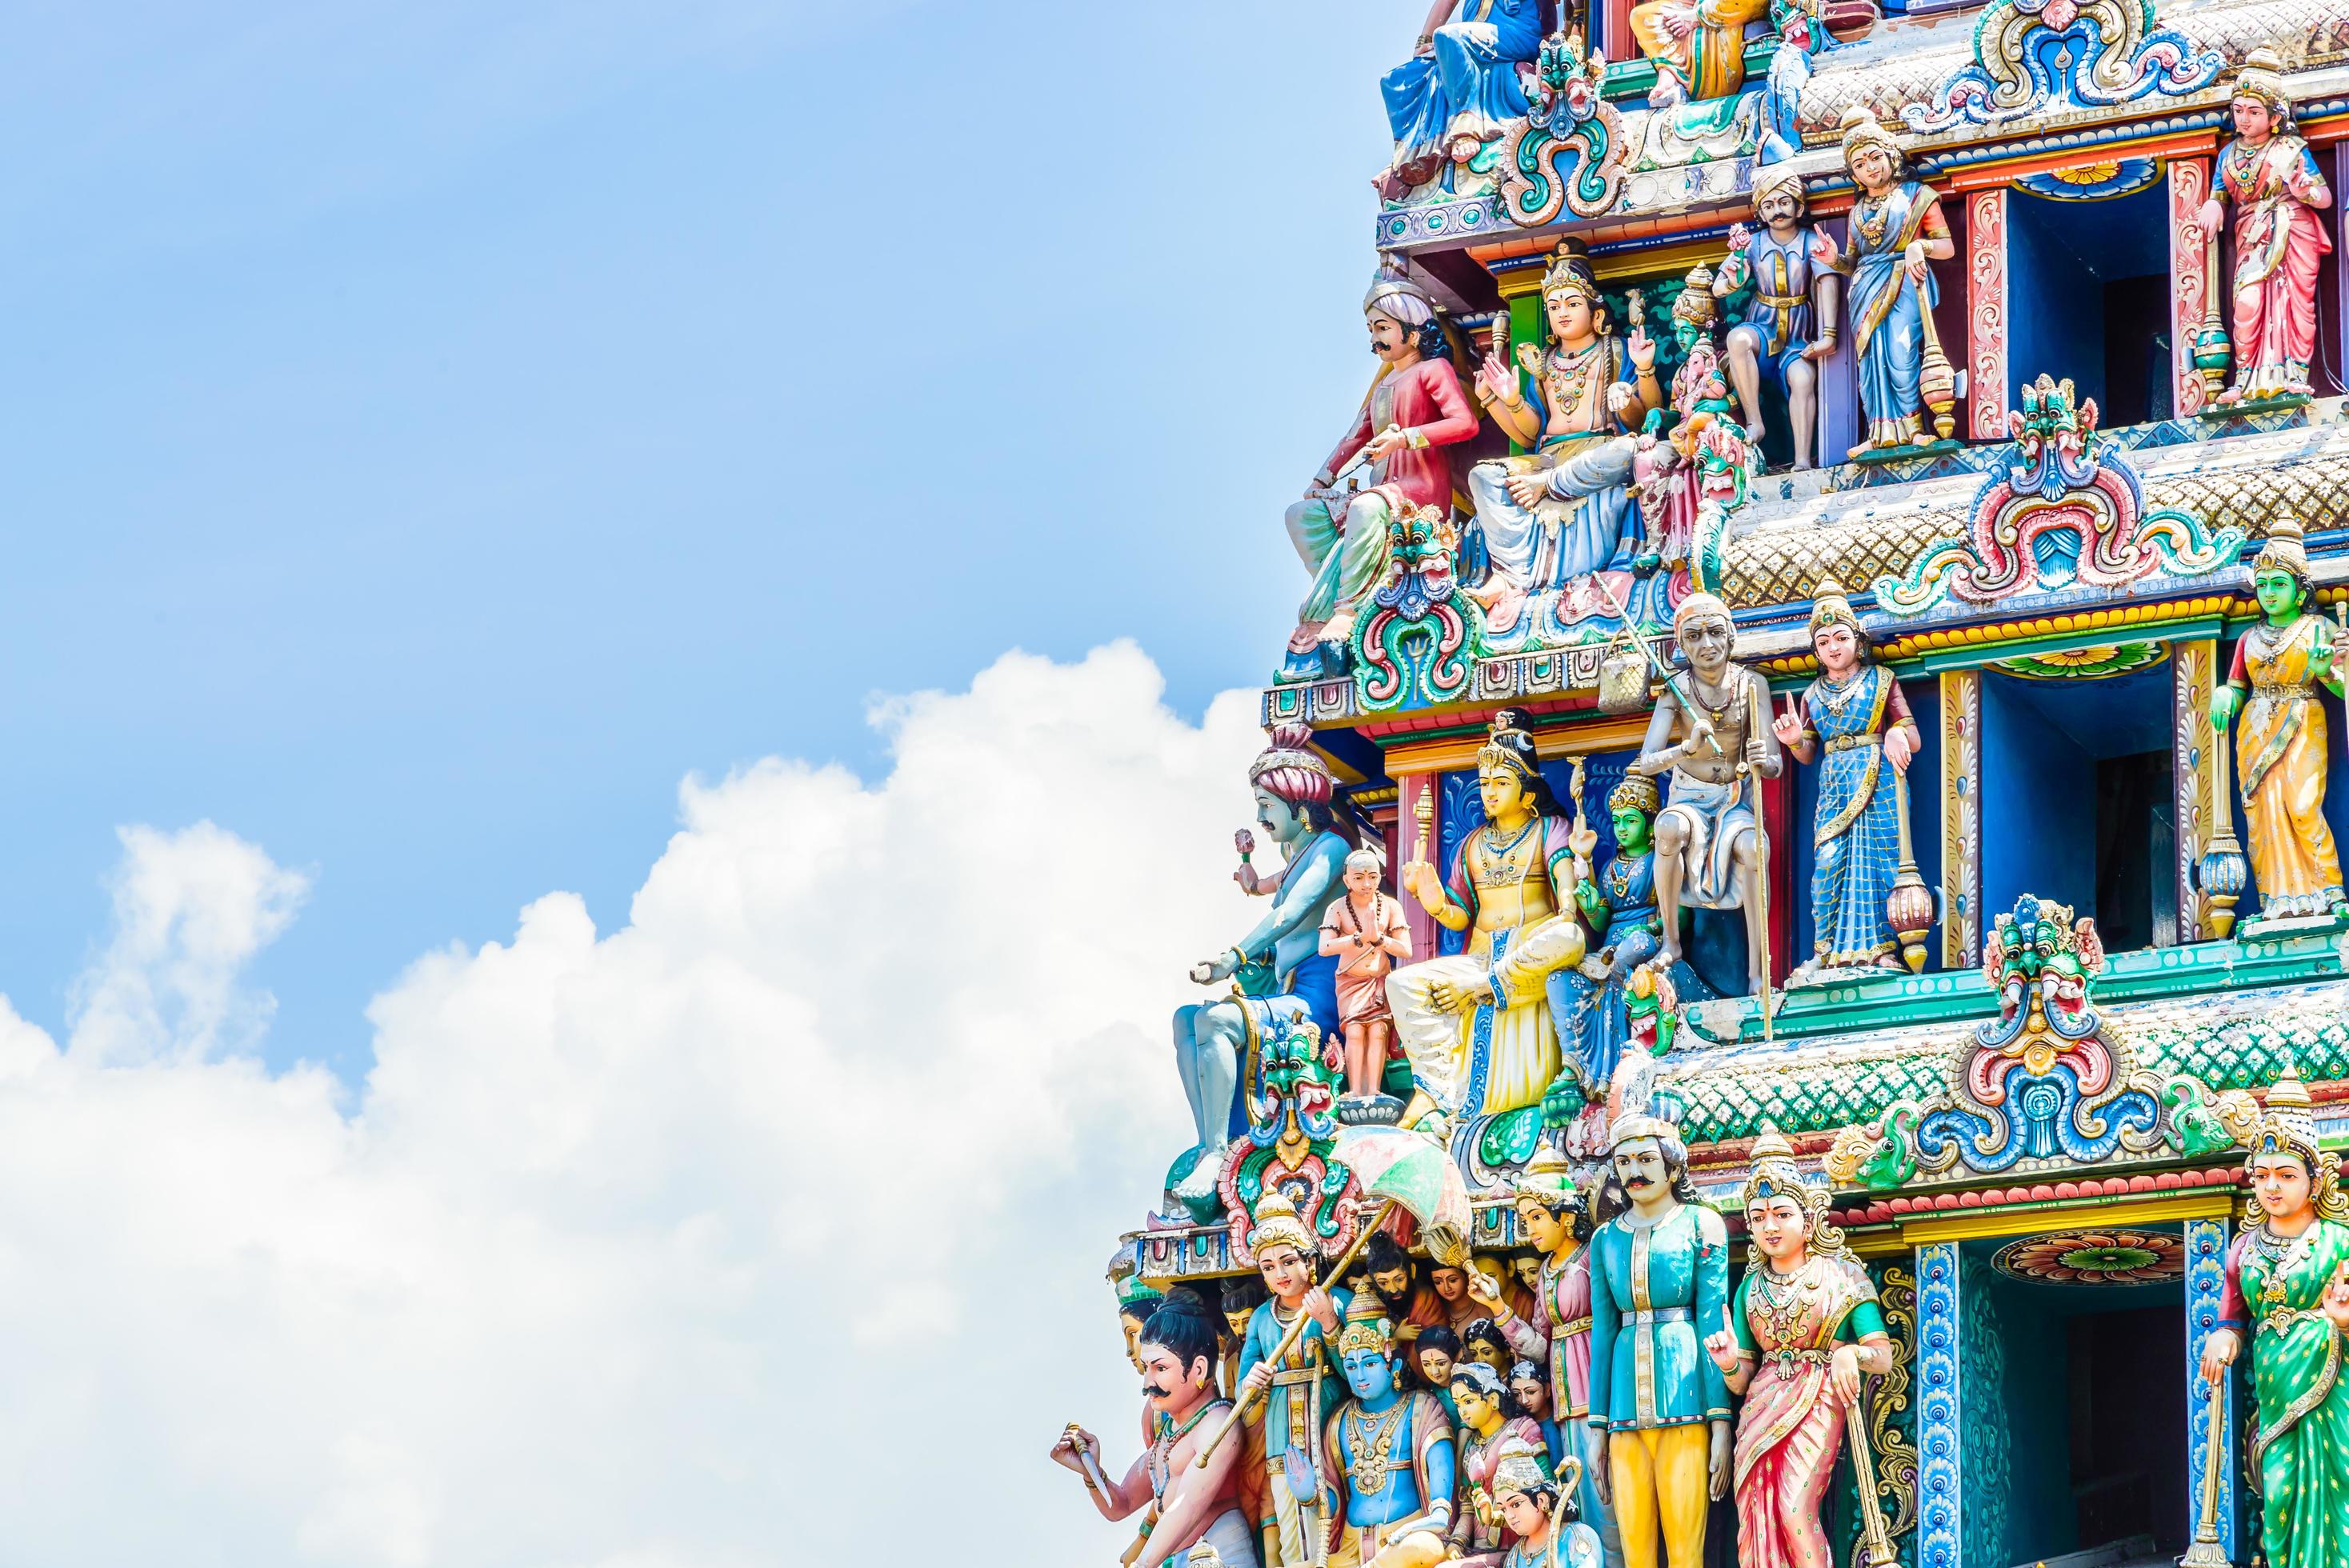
[1379, 0, 1545, 199]
[1714, 166, 1841, 470]
[2199, 50, 2334, 406]
[1508, 1359, 1565, 1470]
[1288, 271, 1483, 678]
[1391, 711, 1590, 1135]
[1121, 1277, 1168, 1373]
[1769, 582, 1921, 980]
[1236, 1194, 1353, 1566]
[1586, 1113, 1731, 1568]
[2203, 1062, 2349, 1568]
[1365, 1232, 1447, 1348]
[1319, 1294, 1458, 1568]
[2211, 520, 2347, 920]
[1836, 112, 1954, 458]
[1447, 1361, 1554, 1565]
[1756, 0, 1832, 164]
[1320, 848, 1415, 1100]
[1503, 1146, 1625, 1568]
[1491, 1451, 1606, 1568]
[1551, 774, 1669, 1093]
[1468, 244, 1660, 611]
[1701, 1130, 1895, 1568]
[1628, 0, 1766, 106]
[1054, 1291, 1261, 1568]
[1631, 593, 1782, 984]
[1173, 727, 1354, 1210]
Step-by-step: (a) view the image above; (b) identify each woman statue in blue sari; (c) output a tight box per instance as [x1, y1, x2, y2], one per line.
[1379, 0, 1544, 199]
[1835, 111, 1952, 458]
[1770, 583, 1919, 982]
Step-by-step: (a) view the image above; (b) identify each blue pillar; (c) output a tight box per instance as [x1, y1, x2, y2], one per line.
[2183, 1215, 2240, 1560]
[1915, 1240, 1963, 1568]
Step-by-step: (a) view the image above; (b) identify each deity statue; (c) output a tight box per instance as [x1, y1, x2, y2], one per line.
[2202, 1062, 2349, 1568]
[1413, 1326, 1463, 1422]
[1631, 593, 1782, 984]
[2199, 50, 2334, 406]
[1627, 0, 1766, 106]
[1121, 1278, 1168, 1373]
[1391, 711, 1591, 1136]
[1054, 1290, 1262, 1568]
[1769, 582, 1921, 980]
[2211, 520, 2348, 921]
[1173, 727, 1355, 1212]
[1551, 774, 1669, 1094]
[1714, 166, 1841, 470]
[1700, 1129, 1895, 1568]
[1756, 0, 1833, 165]
[1586, 1114, 1732, 1568]
[1446, 1361, 1555, 1566]
[1379, 1, 1545, 199]
[1319, 1295, 1458, 1568]
[1320, 848, 1415, 1100]
[1836, 112, 1954, 458]
[1502, 1146, 1626, 1568]
[1288, 271, 1483, 679]
[1223, 1277, 1271, 1400]
[1236, 1194, 1353, 1567]
[1462, 1316, 1516, 1378]
[1365, 1232, 1447, 1349]
[1491, 1451, 1606, 1568]
[1468, 244, 1660, 614]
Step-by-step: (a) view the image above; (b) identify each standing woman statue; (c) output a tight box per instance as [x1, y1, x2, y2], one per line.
[2199, 49, 2334, 406]
[2203, 1063, 2349, 1568]
[2211, 521, 2348, 921]
[1700, 1129, 1895, 1568]
[1835, 111, 1953, 458]
[1172, 726, 1355, 1210]
[1770, 583, 1919, 981]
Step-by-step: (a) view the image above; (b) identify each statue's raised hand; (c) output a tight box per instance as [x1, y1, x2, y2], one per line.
[1769, 697, 1806, 750]
[1475, 351, 1516, 407]
[1703, 1302, 1742, 1374]
[1627, 326, 1658, 374]
[1401, 858, 1443, 909]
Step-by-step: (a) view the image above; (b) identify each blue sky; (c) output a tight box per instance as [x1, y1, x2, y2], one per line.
[0, 2, 1406, 1078]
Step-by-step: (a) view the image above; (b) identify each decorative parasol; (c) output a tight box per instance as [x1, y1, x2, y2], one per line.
[1195, 1125, 1471, 1466]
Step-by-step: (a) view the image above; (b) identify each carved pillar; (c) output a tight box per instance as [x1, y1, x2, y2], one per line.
[1939, 669, 1982, 968]
[2173, 638, 2221, 941]
[2170, 155, 2215, 418]
[2183, 1216, 2240, 1559]
[1967, 188, 2008, 438]
[1396, 771, 1440, 958]
[1915, 1241, 1963, 1568]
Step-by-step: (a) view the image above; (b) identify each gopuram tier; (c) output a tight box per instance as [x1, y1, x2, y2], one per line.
[1057, 9, 2349, 1568]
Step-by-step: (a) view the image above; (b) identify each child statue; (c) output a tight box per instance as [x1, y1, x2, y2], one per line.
[1446, 1362, 1555, 1566]
[1835, 111, 1953, 458]
[1318, 1295, 1459, 1568]
[1468, 243, 1660, 610]
[1714, 165, 1841, 470]
[2211, 521, 2348, 920]
[1769, 582, 1921, 980]
[1630, 592, 1782, 986]
[1319, 848, 1415, 1100]
[2202, 1062, 2349, 1568]
[1053, 1290, 1262, 1568]
[1287, 271, 1483, 677]
[1587, 1114, 1732, 1568]
[1236, 1194, 1353, 1567]
[1491, 1452, 1605, 1568]
[1700, 1129, 1895, 1568]
[1391, 712, 1591, 1137]
[2199, 50, 2334, 406]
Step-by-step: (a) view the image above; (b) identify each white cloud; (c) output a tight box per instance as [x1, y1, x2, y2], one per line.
[0, 642, 1265, 1565]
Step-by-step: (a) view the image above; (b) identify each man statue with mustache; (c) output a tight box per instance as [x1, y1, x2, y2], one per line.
[1584, 1114, 1731, 1568]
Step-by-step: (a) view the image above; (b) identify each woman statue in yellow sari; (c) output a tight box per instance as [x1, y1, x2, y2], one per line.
[1701, 1129, 1895, 1568]
[2213, 518, 2348, 920]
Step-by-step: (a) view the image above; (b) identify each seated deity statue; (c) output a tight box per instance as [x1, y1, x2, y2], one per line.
[1379, 0, 1544, 200]
[1628, 0, 1767, 107]
[1467, 244, 1660, 623]
[1388, 712, 1587, 1138]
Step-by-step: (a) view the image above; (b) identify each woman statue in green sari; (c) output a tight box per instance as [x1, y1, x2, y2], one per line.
[2204, 1062, 2349, 1568]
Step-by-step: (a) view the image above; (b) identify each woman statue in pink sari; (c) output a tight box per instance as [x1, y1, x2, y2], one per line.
[2199, 48, 2334, 406]
[1700, 1130, 1895, 1568]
